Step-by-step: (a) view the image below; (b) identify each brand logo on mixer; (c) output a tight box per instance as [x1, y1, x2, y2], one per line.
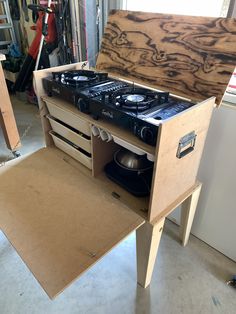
[102, 109, 113, 119]
[52, 87, 60, 94]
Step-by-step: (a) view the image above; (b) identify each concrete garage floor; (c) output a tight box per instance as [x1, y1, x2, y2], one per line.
[0, 96, 44, 162]
[0, 96, 236, 314]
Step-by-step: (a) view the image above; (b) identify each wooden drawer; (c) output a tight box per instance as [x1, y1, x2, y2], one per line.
[47, 115, 91, 153]
[50, 131, 92, 170]
[46, 100, 91, 136]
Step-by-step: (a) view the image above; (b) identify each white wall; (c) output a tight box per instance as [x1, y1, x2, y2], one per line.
[169, 105, 236, 261]
[125, 0, 226, 17]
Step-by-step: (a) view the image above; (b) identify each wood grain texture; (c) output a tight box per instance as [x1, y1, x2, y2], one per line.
[96, 10, 236, 105]
[0, 148, 144, 298]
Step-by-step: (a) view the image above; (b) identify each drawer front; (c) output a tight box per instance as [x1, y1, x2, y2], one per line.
[50, 131, 92, 170]
[46, 101, 91, 136]
[47, 115, 91, 153]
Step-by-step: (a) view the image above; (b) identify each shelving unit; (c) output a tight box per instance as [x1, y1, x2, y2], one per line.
[0, 59, 205, 298]
[43, 94, 153, 220]
[40, 90, 214, 224]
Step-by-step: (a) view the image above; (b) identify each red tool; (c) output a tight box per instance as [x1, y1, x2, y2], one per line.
[13, 2, 57, 92]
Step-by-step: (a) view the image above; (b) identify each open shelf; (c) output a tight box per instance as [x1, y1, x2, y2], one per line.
[94, 172, 149, 220]
[91, 134, 151, 219]
[48, 134, 150, 220]
[41, 90, 215, 222]
[42, 96, 154, 220]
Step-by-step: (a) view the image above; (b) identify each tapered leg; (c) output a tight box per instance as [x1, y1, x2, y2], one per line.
[136, 218, 165, 288]
[180, 183, 202, 246]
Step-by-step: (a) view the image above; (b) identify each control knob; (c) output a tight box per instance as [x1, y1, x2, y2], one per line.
[76, 98, 89, 113]
[140, 126, 154, 144]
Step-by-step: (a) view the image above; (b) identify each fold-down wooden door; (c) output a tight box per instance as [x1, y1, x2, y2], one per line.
[0, 147, 144, 298]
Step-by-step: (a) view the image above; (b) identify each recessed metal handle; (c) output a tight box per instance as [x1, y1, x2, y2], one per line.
[176, 131, 197, 159]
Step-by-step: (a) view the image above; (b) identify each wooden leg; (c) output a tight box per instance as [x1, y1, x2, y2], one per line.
[180, 183, 202, 246]
[136, 218, 165, 288]
[0, 62, 21, 151]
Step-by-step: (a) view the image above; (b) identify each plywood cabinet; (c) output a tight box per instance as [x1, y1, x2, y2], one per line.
[39, 82, 215, 223]
[1, 10, 235, 299]
[0, 61, 214, 298]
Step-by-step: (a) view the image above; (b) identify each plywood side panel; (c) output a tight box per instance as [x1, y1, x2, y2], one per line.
[0, 148, 144, 298]
[33, 62, 89, 146]
[148, 97, 215, 221]
[151, 182, 201, 225]
[92, 134, 119, 177]
[0, 62, 21, 150]
[96, 10, 236, 105]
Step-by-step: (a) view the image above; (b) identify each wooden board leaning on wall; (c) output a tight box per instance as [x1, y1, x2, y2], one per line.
[96, 10, 236, 106]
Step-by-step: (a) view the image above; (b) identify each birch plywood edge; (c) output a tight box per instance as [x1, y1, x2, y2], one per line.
[0, 148, 144, 298]
[96, 10, 236, 106]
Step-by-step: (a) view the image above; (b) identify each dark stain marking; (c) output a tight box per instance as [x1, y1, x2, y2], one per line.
[97, 13, 236, 104]
[126, 13, 172, 23]
[107, 21, 122, 32]
[212, 296, 221, 307]
[109, 9, 118, 15]
[27, 184, 40, 195]
[219, 70, 231, 75]
[167, 70, 179, 77]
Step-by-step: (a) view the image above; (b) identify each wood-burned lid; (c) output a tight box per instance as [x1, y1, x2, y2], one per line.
[96, 10, 236, 106]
